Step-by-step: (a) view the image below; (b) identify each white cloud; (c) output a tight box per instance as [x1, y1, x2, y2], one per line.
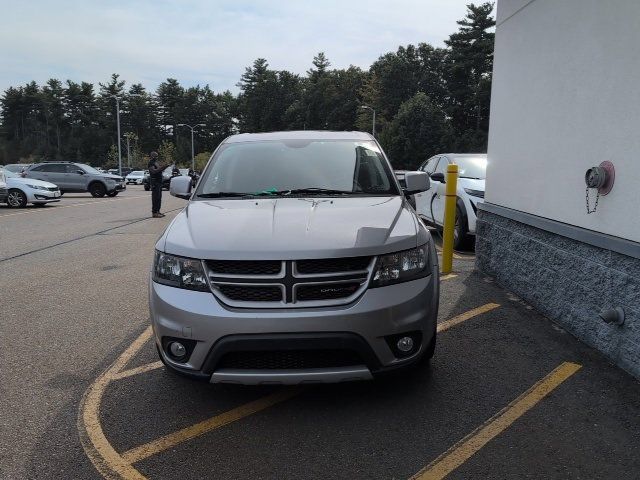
[0, 0, 472, 94]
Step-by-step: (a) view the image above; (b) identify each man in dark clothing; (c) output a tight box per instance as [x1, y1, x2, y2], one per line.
[148, 151, 169, 218]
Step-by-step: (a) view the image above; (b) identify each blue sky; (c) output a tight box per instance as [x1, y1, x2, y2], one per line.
[1, 0, 472, 94]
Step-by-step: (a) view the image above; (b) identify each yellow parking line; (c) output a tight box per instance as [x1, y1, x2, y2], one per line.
[78, 302, 505, 477]
[410, 362, 582, 480]
[122, 387, 302, 464]
[0, 195, 148, 219]
[111, 361, 164, 380]
[437, 303, 500, 332]
[440, 274, 458, 281]
[78, 327, 154, 480]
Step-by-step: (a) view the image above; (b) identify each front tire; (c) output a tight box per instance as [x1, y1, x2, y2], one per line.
[453, 205, 468, 250]
[7, 189, 28, 208]
[89, 182, 106, 198]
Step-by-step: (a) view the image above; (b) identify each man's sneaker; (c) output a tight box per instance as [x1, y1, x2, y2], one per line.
[158, 212, 166, 217]
[152, 213, 162, 218]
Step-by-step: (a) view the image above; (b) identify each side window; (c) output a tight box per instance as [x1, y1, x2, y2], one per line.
[30, 165, 46, 172]
[424, 156, 439, 174]
[434, 157, 449, 175]
[44, 163, 67, 173]
[66, 164, 82, 173]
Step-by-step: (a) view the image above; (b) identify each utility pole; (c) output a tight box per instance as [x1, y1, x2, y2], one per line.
[177, 123, 205, 171]
[360, 105, 376, 137]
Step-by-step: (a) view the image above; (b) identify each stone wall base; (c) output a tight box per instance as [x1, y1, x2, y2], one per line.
[476, 208, 640, 378]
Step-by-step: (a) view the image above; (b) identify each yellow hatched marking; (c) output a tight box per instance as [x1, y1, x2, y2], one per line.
[410, 362, 582, 480]
[437, 303, 500, 332]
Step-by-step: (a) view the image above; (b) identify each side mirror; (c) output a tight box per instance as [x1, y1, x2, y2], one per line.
[430, 172, 445, 183]
[403, 171, 430, 194]
[170, 175, 192, 200]
[76, 170, 85, 175]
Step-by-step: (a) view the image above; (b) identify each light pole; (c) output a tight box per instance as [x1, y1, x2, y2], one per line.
[360, 105, 376, 137]
[123, 132, 137, 168]
[110, 94, 140, 176]
[177, 123, 205, 171]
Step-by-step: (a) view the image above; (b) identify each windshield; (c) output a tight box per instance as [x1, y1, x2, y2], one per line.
[196, 139, 398, 197]
[454, 156, 487, 179]
[130, 171, 143, 175]
[77, 164, 102, 175]
[2, 169, 19, 178]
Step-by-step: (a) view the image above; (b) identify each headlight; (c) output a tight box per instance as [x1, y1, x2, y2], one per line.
[371, 245, 429, 287]
[26, 184, 48, 191]
[153, 251, 209, 291]
[464, 188, 485, 198]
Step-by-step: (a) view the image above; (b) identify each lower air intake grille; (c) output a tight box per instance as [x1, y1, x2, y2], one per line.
[217, 349, 363, 370]
[216, 284, 282, 302]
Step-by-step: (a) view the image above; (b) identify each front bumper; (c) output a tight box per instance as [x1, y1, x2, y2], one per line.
[27, 188, 61, 204]
[150, 269, 438, 384]
[110, 182, 126, 192]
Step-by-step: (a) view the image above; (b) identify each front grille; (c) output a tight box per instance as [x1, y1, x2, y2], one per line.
[296, 257, 371, 274]
[216, 284, 282, 302]
[207, 260, 282, 276]
[296, 282, 362, 301]
[217, 349, 363, 370]
[47, 187, 58, 192]
[207, 257, 372, 308]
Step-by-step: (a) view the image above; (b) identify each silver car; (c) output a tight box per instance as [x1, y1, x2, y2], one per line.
[150, 131, 438, 385]
[24, 162, 125, 197]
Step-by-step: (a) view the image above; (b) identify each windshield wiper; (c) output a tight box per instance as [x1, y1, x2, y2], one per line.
[254, 188, 354, 196]
[197, 192, 253, 198]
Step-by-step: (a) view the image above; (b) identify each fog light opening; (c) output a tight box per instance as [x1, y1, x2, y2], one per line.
[168, 341, 187, 360]
[397, 336, 414, 353]
[385, 331, 422, 359]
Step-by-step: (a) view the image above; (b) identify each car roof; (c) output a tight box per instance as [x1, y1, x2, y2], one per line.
[439, 153, 487, 159]
[224, 130, 374, 144]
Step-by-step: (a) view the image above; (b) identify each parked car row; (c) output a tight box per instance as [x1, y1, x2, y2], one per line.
[0, 167, 61, 207]
[142, 167, 199, 191]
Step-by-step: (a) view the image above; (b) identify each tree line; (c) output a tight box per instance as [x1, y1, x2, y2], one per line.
[0, 3, 494, 171]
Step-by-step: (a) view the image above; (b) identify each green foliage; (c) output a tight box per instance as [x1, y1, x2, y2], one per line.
[194, 151, 212, 171]
[158, 140, 176, 165]
[0, 3, 494, 166]
[382, 93, 450, 169]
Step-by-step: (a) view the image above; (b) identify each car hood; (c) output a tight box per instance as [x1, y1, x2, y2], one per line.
[103, 174, 123, 180]
[458, 177, 485, 192]
[161, 196, 421, 260]
[9, 177, 57, 188]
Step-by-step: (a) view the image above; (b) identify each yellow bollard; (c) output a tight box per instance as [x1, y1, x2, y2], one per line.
[441, 163, 458, 274]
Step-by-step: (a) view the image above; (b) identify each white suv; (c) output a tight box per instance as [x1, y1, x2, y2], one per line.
[414, 153, 486, 249]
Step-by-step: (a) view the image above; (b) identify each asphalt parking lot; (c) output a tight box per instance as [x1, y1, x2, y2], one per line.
[1, 187, 639, 479]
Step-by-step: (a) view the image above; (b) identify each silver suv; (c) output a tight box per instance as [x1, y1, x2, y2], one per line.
[151, 131, 438, 385]
[24, 162, 126, 197]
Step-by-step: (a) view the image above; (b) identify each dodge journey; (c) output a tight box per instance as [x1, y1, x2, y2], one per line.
[150, 131, 439, 385]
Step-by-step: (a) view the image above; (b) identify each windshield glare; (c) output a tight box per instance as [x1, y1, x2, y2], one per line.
[454, 156, 487, 179]
[1, 169, 18, 178]
[197, 140, 398, 196]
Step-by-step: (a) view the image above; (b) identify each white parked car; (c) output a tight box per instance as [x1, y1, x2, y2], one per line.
[1, 168, 61, 208]
[0, 170, 7, 204]
[414, 153, 486, 249]
[125, 170, 145, 185]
